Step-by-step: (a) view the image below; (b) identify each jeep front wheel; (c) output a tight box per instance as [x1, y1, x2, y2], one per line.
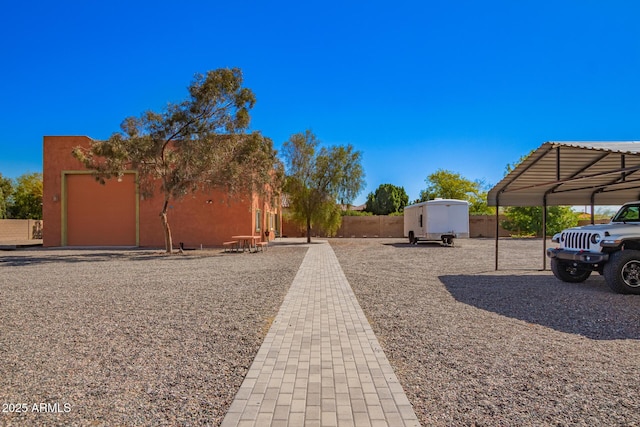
[603, 250, 640, 294]
[550, 259, 592, 283]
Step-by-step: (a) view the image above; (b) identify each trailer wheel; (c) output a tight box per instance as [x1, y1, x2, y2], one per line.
[442, 236, 454, 246]
[441, 235, 454, 246]
[550, 259, 592, 283]
[603, 250, 640, 294]
[408, 231, 415, 244]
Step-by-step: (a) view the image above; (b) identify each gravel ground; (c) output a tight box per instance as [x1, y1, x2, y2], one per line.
[330, 238, 640, 426]
[3, 238, 639, 427]
[0, 246, 307, 427]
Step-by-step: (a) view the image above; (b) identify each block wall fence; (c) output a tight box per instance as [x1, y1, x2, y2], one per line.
[1, 216, 609, 244]
[282, 215, 512, 239]
[0, 220, 43, 241]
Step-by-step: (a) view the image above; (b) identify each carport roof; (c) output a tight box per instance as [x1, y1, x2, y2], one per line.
[488, 141, 640, 207]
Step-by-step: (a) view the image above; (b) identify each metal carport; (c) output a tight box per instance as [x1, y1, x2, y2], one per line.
[488, 141, 640, 270]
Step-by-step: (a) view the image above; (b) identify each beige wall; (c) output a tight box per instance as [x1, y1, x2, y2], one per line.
[282, 215, 403, 238]
[283, 214, 511, 239]
[337, 216, 404, 237]
[469, 215, 511, 238]
[0, 220, 43, 241]
[578, 219, 609, 226]
[282, 214, 615, 240]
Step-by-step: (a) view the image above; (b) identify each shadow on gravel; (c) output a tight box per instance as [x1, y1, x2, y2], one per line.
[0, 251, 192, 267]
[270, 241, 323, 246]
[383, 243, 456, 248]
[441, 274, 640, 340]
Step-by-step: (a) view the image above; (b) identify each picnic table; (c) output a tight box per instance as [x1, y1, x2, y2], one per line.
[231, 235, 262, 252]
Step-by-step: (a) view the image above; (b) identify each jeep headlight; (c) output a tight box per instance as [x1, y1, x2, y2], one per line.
[591, 233, 601, 244]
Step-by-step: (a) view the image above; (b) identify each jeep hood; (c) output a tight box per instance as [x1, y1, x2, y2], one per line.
[564, 222, 640, 233]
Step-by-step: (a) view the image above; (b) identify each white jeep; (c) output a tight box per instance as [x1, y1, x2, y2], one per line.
[547, 201, 640, 294]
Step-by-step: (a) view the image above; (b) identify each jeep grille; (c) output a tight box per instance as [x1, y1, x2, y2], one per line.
[563, 231, 593, 251]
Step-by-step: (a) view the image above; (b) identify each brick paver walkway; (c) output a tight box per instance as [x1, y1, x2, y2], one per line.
[221, 241, 420, 427]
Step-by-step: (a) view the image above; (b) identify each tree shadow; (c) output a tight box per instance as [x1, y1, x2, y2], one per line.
[269, 241, 324, 246]
[0, 250, 188, 267]
[440, 274, 640, 340]
[383, 242, 457, 248]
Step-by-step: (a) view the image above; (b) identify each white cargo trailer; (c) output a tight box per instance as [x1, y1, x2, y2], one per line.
[403, 199, 469, 245]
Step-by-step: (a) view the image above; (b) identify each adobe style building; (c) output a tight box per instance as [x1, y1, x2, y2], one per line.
[43, 136, 281, 248]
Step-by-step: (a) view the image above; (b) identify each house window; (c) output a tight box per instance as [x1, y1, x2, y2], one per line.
[255, 209, 261, 233]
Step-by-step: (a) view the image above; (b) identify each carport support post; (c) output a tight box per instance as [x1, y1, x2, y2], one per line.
[542, 197, 548, 271]
[495, 197, 500, 271]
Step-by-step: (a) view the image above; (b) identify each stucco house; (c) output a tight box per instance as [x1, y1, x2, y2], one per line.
[43, 136, 281, 248]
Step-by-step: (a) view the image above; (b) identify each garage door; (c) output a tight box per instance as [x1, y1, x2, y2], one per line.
[65, 173, 137, 246]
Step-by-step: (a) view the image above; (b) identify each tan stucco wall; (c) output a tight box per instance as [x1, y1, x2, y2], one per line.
[282, 214, 510, 238]
[337, 216, 404, 237]
[0, 219, 43, 241]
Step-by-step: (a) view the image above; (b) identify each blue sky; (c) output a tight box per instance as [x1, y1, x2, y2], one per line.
[2, 0, 639, 205]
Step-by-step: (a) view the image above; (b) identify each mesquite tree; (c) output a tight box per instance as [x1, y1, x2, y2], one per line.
[73, 68, 282, 252]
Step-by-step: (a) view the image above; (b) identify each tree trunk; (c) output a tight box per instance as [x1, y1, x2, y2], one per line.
[306, 216, 311, 243]
[160, 199, 173, 253]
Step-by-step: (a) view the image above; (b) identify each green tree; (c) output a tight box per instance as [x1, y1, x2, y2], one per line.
[341, 209, 373, 217]
[501, 151, 579, 236]
[364, 183, 408, 215]
[504, 150, 534, 175]
[282, 130, 365, 242]
[0, 173, 13, 219]
[73, 68, 281, 253]
[416, 169, 493, 214]
[501, 206, 579, 237]
[8, 173, 43, 219]
[467, 179, 494, 215]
